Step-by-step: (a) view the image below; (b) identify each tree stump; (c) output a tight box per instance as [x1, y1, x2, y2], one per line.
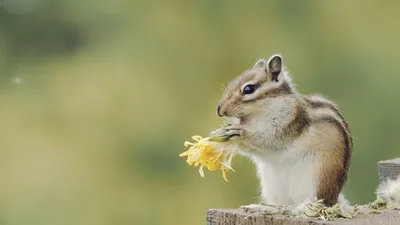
[206, 209, 400, 225]
[378, 158, 400, 183]
[206, 158, 400, 225]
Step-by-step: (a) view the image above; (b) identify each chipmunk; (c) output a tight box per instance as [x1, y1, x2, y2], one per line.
[215, 54, 353, 209]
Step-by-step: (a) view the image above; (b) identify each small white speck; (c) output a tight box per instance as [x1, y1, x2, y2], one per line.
[12, 76, 24, 84]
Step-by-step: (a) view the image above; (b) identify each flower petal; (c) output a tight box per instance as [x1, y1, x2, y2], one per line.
[180, 133, 237, 182]
[192, 135, 203, 142]
[199, 166, 205, 177]
[179, 151, 190, 157]
[221, 163, 235, 172]
[222, 169, 229, 182]
[184, 141, 194, 147]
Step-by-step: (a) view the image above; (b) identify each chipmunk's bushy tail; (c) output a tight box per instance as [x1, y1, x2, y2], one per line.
[376, 175, 400, 209]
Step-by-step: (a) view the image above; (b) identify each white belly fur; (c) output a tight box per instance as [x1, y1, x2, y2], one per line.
[251, 145, 318, 206]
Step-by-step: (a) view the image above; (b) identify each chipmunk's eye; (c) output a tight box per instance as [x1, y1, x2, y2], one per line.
[242, 84, 256, 95]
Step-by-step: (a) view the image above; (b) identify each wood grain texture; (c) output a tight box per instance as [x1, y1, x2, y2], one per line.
[378, 158, 400, 183]
[206, 209, 400, 225]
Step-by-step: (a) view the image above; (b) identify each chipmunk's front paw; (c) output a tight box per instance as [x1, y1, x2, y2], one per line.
[210, 124, 245, 141]
[223, 124, 244, 140]
[240, 204, 280, 215]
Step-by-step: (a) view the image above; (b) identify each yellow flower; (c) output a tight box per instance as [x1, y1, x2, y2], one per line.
[179, 135, 236, 182]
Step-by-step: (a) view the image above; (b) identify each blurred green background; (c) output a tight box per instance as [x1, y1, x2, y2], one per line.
[0, 0, 399, 225]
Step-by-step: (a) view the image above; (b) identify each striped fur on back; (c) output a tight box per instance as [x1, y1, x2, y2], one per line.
[301, 95, 353, 206]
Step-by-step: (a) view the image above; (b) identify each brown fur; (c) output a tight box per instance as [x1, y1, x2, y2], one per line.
[304, 96, 353, 190]
[307, 115, 352, 206]
[276, 97, 352, 206]
[218, 67, 269, 117]
[274, 95, 352, 206]
[304, 96, 351, 132]
[282, 104, 311, 139]
[253, 82, 293, 101]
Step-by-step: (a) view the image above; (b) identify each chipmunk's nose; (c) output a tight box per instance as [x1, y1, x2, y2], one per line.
[217, 104, 224, 117]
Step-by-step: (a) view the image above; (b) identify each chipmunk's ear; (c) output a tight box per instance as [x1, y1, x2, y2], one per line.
[253, 59, 267, 68]
[267, 54, 283, 82]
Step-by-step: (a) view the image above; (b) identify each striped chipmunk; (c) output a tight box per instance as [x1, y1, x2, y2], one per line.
[215, 54, 353, 211]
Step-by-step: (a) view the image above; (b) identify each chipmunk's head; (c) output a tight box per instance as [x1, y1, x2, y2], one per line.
[217, 54, 294, 119]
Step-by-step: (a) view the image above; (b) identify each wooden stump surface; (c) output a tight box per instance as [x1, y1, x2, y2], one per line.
[207, 208, 400, 225]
